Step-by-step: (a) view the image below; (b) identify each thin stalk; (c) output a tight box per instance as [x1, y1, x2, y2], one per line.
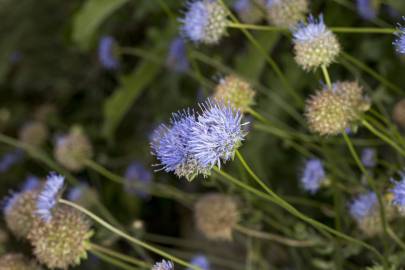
[321, 65, 332, 88]
[234, 224, 317, 247]
[246, 108, 271, 125]
[91, 250, 138, 270]
[90, 243, 151, 268]
[59, 199, 201, 270]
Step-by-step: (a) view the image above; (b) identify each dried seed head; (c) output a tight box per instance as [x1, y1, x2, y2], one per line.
[194, 193, 239, 240]
[266, 0, 309, 28]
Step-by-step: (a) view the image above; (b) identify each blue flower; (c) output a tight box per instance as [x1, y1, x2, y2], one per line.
[98, 36, 119, 70]
[187, 255, 210, 270]
[356, 0, 376, 20]
[394, 18, 405, 55]
[0, 149, 24, 173]
[36, 173, 64, 222]
[300, 158, 325, 193]
[189, 101, 246, 169]
[391, 172, 405, 207]
[361, 148, 377, 168]
[124, 161, 152, 198]
[152, 259, 174, 270]
[167, 37, 189, 73]
[293, 15, 327, 43]
[349, 192, 377, 221]
[21, 175, 40, 192]
[181, 0, 227, 44]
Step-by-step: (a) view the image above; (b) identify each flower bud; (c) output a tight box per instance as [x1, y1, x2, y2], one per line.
[266, 0, 309, 28]
[194, 193, 239, 240]
[213, 75, 255, 113]
[54, 127, 93, 172]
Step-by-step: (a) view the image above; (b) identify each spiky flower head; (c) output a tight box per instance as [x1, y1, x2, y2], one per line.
[234, 0, 263, 24]
[0, 253, 42, 270]
[213, 75, 255, 113]
[190, 101, 247, 170]
[356, 0, 377, 20]
[266, 0, 308, 28]
[98, 36, 120, 70]
[300, 158, 326, 194]
[305, 81, 370, 136]
[4, 189, 41, 238]
[124, 161, 153, 198]
[393, 98, 405, 128]
[152, 260, 174, 270]
[36, 173, 64, 222]
[390, 171, 405, 214]
[187, 255, 210, 270]
[361, 148, 377, 168]
[181, 0, 228, 44]
[293, 15, 340, 71]
[194, 193, 239, 240]
[54, 127, 93, 172]
[393, 18, 405, 55]
[28, 205, 92, 269]
[18, 121, 48, 147]
[167, 37, 189, 73]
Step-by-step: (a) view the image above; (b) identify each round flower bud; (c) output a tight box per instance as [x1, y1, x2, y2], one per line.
[305, 81, 369, 136]
[293, 15, 340, 71]
[181, 0, 228, 44]
[4, 190, 40, 238]
[393, 99, 405, 128]
[28, 205, 92, 269]
[0, 253, 42, 270]
[266, 0, 309, 28]
[18, 121, 48, 147]
[213, 75, 255, 113]
[54, 127, 93, 172]
[194, 193, 239, 240]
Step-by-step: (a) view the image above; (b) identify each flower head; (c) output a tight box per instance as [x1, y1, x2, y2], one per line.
[167, 37, 189, 73]
[266, 0, 308, 28]
[36, 173, 64, 222]
[293, 15, 340, 71]
[361, 148, 377, 168]
[28, 205, 92, 269]
[124, 161, 153, 198]
[190, 101, 246, 169]
[394, 18, 405, 54]
[98, 36, 120, 69]
[213, 75, 255, 113]
[188, 255, 210, 270]
[152, 260, 174, 270]
[391, 172, 405, 209]
[393, 98, 405, 128]
[300, 158, 326, 193]
[181, 0, 228, 44]
[349, 192, 377, 221]
[356, 0, 377, 20]
[194, 193, 239, 240]
[0, 253, 42, 270]
[19, 121, 48, 146]
[234, 0, 263, 24]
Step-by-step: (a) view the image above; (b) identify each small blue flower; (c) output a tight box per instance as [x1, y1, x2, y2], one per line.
[293, 15, 327, 43]
[361, 148, 377, 168]
[124, 161, 152, 198]
[21, 175, 40, 191]
[349, 192, 377, 221]
[36, 173, 64, 222]
[189, 101, 246, 169]
[356, 0, 376, 20]
[98, 36, 120, 70]
[391, 172, 405, 207]
[394, 18, 405, 55]
[167, 37, 189, 73]
[152, 259, 174, 270]
[187, 255, 210, 270]
[181, 1, 208, 42]
[300, 158, 325, 193]
[0, 149, 24, 173]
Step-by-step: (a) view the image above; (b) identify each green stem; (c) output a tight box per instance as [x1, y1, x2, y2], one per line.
[362, 119, 405, 157]
[321, 65, 332, 89]
[246, 108, 271, 125]
[91, 250, 138, 270]
[90, 243, 150, 268]
[227, 22, 287, 32]
[59, 199, 201, 270]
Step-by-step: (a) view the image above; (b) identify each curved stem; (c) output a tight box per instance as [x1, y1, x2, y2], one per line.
[234, 224, 317, 247]
[321, 65, 332, 89]
[59, 199, 201, 270]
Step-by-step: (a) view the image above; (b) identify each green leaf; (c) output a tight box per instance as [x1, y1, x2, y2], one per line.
[102, 61, 161, 140]
[72, 0, 129, 50]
